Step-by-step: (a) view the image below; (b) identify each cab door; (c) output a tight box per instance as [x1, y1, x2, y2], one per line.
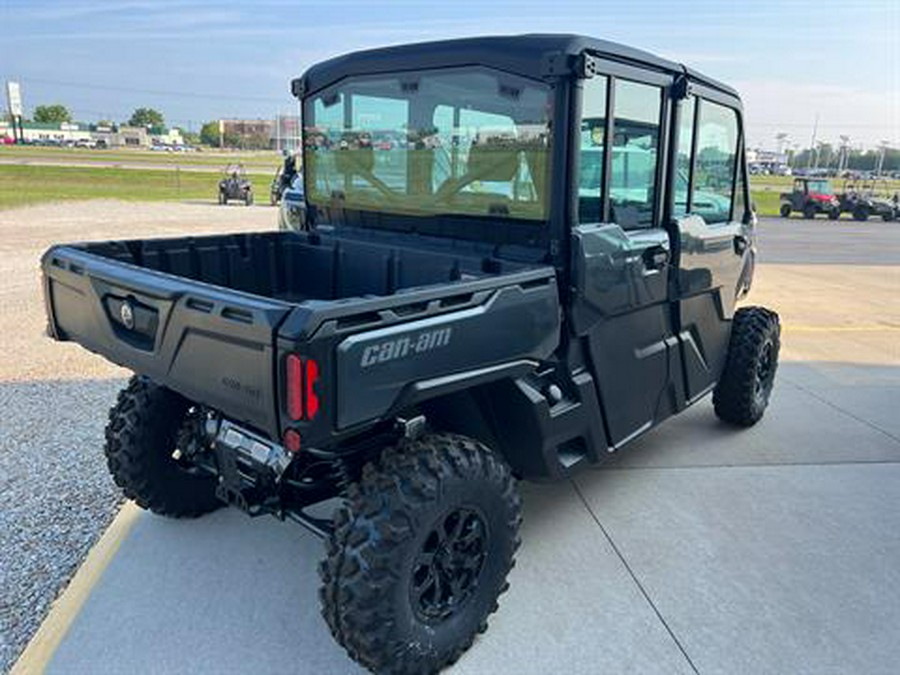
[571, 62, 680, 449]
[670, 87, 753, 402]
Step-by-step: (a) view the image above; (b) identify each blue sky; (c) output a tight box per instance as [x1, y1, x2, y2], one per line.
[1, 0, 897, 148]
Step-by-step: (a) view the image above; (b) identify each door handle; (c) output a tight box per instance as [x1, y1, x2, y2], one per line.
[733, 234, 749, 254]
[642, 245, 669, 270]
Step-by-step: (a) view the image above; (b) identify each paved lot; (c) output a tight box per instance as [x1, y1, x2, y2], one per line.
[4, 211, 900, 673]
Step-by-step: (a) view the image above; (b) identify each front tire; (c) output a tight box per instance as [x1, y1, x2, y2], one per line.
[713, 307, 781, 427]
[780, 203, 792, 218]
[319, 433, 522, 675]
[105, 376, 220, 517]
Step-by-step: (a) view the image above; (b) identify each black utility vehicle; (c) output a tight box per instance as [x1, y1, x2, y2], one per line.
[837, 178, 897, 221]
[218, 163, 253, 205]
[42, 35, 779, 674]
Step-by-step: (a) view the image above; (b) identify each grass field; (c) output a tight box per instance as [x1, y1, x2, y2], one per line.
[1, 161, 896, 215]
[0, 165, 273, 210]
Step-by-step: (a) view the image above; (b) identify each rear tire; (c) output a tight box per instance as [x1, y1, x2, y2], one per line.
[713, 307, 781, 427]
[245, 191, 254, 206]
[803, 204, 817, 219]
[319, 433, 522, 675]
[853, 205, 869, 221]
[105, 376, 220, 517]
[780, 203, 792, 218]
[218, 190, 226, 205]
[829, 208, 840, 220]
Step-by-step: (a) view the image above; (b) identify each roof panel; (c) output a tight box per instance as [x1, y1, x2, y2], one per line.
[297, 34, 738, 99]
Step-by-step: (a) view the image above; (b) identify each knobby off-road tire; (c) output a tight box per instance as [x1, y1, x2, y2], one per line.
[105, 376, 220, 517]
[320, 433, 522, 674]
[713, 307, 781, 427]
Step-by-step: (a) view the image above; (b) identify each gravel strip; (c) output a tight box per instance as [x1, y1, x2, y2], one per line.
[0, 200, 271, 672]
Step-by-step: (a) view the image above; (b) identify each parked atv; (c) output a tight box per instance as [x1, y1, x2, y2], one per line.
[779, 177, 840, 219]
[838, 179, 897, 221]
[218, 164, 253, 206]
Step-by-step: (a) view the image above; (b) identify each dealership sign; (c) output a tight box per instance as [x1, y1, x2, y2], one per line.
[6, 81, 22, 117]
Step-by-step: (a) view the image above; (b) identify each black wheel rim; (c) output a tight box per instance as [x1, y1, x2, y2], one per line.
[755, 341, 775, 402]
[411, 507, 488, 624]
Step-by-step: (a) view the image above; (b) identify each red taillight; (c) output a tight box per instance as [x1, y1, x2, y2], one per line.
[285, 354, 321, 421]
[305, 359, 320, 419]
[286, 354, 303, 421]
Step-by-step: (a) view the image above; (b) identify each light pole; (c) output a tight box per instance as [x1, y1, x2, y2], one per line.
[875, 141, 889, 176]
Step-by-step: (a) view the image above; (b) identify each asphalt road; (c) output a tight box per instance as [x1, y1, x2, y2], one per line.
[756, 215, 900, 265]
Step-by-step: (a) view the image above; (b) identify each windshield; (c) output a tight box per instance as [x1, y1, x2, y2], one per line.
[302, 67, 552, 226]
[808, 180, 833, 195]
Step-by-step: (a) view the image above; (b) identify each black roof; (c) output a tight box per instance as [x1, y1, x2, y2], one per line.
[296, 34, 738, 99]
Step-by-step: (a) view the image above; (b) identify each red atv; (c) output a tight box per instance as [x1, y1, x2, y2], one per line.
[780, 177, 841, 219]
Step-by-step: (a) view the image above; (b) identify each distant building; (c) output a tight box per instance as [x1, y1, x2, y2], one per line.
[747, 148, 790, 175]
[221, 119, 275, 149]
[0, 121, 92, 144]
[0, 120, 185, 148]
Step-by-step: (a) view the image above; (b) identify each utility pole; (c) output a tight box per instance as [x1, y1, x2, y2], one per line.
[807, 113, 819, 169]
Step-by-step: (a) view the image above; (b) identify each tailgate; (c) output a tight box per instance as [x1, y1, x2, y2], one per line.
[42, 246, 291, 436]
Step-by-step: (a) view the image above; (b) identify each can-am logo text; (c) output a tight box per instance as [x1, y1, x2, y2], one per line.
[360, 328, 453, 367]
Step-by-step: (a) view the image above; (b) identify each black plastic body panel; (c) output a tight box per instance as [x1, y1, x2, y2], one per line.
[42, 230, 559, 443]
[43, 245, 291, 435]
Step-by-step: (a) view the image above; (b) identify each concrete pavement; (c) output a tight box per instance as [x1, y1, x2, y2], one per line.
[38, 360, 900, 675]
[13, 215, 900, 674]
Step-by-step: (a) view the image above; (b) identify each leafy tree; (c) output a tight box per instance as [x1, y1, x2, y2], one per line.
[128, 107, 165, 128]
[33, 104, 72, 124]
[199, 121, 221, 146]
[181, 129, 200, 146]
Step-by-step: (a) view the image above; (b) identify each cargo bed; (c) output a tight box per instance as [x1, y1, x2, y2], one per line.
[42, 230, 559, 439]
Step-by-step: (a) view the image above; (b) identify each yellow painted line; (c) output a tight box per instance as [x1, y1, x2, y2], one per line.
[10, 501, 142, 675]
[782, 324, 900, 333]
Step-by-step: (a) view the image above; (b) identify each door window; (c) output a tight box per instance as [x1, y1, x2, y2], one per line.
[578, 75, 608, 224]
[673, 96, 696, 216]
[692, 100, 739, 224]
[609, 79, 662, 228]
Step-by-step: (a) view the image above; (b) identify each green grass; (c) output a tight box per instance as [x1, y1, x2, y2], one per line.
[0, 162, 891, 217]
[0, 164, 272, 210]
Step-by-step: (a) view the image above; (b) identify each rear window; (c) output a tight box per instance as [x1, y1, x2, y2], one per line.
[303, 67, 552, 225]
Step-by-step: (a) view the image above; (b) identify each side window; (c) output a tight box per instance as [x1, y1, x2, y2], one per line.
[610, 79, 662, 228]
[578, 75, 608, 224]
[692, 100, 738, 224]
[673, 96, 696, 216]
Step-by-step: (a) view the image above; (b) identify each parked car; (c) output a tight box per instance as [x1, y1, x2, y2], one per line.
[40, 35, 779, 674]
[780, 177, 840, 219]
[217, 164, 253, 205]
